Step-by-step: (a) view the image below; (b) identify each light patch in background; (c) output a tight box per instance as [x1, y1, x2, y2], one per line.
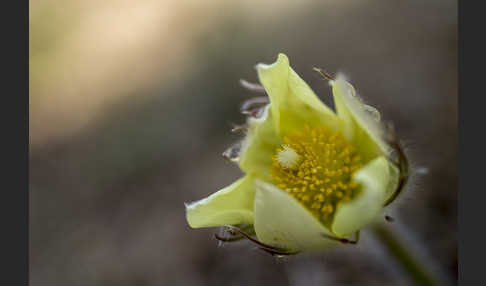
[29, 0, 312, 145]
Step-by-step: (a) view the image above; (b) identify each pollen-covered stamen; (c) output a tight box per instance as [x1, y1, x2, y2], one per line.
[270, 125, 363, 228]
[276, 145, 301, 169]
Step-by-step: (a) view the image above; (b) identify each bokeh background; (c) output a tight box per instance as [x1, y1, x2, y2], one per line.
[30, 0, 457, 285]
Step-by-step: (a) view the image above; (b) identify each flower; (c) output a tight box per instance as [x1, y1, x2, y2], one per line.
[185, 53, 400, 252]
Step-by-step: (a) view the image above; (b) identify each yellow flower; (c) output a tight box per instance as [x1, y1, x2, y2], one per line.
[185, 53, 400, 252]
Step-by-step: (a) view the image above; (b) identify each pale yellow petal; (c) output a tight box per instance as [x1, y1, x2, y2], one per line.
[239, 106, 281, 181]
[331, 75, 391, 161]
[186, 175, 255, 228]
[256, 53, 339, 137]
[253, 180, 340, 252]
[332, 156, 390, 236]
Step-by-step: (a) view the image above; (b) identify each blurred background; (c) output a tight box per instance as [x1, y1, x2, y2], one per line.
[29, 0, 457, 285]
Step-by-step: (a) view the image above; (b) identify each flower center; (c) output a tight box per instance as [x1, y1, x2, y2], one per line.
[270, 125, 362, 227]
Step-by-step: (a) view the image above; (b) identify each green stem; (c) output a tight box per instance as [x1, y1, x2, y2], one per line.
[370, 223, 439, 286]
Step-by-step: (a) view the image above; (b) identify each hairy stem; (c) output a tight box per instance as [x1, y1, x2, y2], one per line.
[371, 223, 439, 286]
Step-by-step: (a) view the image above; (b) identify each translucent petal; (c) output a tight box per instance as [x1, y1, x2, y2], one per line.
[253, 180, 340, 252]
[384, 161, 400, 203]
[256, 53, 339, 137]
[185, 175, 255, 228]
[331, 75, 391, 161]
[332, 156, 390, 237]
[239, 106, 281, 181]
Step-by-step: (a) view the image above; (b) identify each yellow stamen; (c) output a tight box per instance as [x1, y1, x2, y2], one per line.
[270, 125, 362, 227]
